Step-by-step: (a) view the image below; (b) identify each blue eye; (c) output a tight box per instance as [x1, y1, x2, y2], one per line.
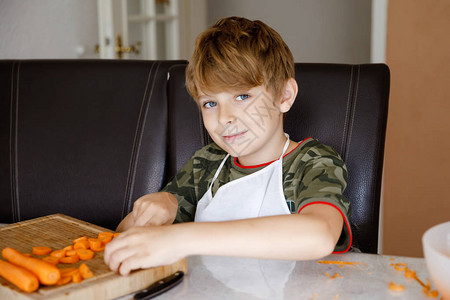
[203, 101, 217, 108]
[236, 94, 249, 101]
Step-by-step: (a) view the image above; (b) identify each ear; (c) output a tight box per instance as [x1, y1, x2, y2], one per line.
[279, 78, 298, 113]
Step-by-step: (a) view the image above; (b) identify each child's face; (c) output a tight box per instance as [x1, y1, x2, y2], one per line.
[198, 85, 286, 164]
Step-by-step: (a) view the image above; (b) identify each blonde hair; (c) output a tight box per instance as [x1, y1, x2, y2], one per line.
[186, 16, 294, 102]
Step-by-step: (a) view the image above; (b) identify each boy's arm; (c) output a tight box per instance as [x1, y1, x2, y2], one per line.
[105, 203, 343, 275]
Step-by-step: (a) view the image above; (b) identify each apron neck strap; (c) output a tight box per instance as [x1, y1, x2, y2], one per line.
[278, 133, 290, 160]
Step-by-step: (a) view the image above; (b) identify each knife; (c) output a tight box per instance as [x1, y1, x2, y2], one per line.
[115, 271, 184, 300]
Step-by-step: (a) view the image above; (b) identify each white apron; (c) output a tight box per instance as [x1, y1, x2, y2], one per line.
[195, 133, 291, 222]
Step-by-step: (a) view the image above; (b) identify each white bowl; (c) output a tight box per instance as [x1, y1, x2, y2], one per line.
[422, 221, 450, 299]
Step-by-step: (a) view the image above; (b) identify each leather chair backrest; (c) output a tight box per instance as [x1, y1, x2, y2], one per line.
[166, 63, 390, 253]
[0, 60, 186, 229]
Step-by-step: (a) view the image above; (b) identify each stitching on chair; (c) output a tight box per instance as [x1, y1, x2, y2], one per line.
[345, 65, 360, 162]
[122, 62, 158, 218]
[341, 66, 354, 156]
[10, 61, 21, 222]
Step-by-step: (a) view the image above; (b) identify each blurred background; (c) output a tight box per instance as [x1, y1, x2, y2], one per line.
[0, 0, 449, 258]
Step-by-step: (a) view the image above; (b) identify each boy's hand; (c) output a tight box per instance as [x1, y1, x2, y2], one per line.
[104, 225, 184, 276]
[116, 192, 178, 232]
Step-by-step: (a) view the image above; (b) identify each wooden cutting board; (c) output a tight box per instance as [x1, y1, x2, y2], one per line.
[0, 214, 187, 299]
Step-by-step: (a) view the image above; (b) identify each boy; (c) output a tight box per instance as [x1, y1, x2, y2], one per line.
[104, 17, 352, 276]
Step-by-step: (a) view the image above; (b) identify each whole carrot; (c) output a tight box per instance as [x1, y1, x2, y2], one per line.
[2, 247, 61, 285]
[0, 259, 39, 292]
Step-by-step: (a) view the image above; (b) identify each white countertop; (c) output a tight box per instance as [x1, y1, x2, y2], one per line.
[154, 252, 438, 300]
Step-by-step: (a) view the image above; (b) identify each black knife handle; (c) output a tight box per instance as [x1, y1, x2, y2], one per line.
[133, 271, 184, 300]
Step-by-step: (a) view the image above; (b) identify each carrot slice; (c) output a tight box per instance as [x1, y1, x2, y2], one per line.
[60, 255, 80, 264]
[98, 232, 114, 245]
[88, 238, 104, 252]
[63, 245, 74, 251]
[66, 250, 77, 257]
[79, 263, 94, 279]
[59, 267, 78, 278]
[76, 249, 94, 260]
[32, 246, 52, 256]
[56, 276, 72, 285]
[0, 259, 40, 293]
[74, 240, 90, 250]
[42, 256, 59, 265]
[50, 249, 66, 259]
[2, 247, 61, 285]
[73, 236, 88, 244]
[72, 270, 83, 283]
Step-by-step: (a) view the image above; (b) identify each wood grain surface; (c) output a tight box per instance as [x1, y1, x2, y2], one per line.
[0, 214, 187, 299]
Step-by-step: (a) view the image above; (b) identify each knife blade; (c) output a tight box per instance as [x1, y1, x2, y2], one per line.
[114, 271, 184, 300]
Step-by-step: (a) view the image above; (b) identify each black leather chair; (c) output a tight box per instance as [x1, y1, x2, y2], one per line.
[0, 60, 186, 230]
[166, 63, 390, 254]
[0, 60, 389, 254]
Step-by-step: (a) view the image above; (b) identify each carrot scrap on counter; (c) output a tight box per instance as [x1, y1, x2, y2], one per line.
[63, 245, 74, 251]
[32, 246, 52, 256]
[60, 255, 80, 264]
[76, 249, 94, 260]
[389, 281, 405, 292]
[317, 260, 362, 266]
[0, 259, 40, 293]
[74, 240, 90, 250]
[325, 272, 341, 279]
[50, 249, 66, 259]
[2, 247, 61, 285]
[98, 232, 114, 245]
[390, 262, 440, 298]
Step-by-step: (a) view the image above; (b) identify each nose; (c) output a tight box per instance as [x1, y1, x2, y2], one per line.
[218, 102, 236, 125]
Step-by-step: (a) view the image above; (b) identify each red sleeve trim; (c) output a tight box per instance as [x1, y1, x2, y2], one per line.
[235, 137, 313, 169]
[297, 201, 352, 254]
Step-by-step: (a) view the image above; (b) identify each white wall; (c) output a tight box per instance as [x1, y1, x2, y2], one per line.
[0, 0, 99, 59]
[208, 0, 372, 64]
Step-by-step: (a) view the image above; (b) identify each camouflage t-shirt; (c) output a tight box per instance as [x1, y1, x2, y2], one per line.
[161, 138, 352, 252]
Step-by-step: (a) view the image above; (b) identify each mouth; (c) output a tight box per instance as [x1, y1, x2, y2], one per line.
[222, 130, 248, 143]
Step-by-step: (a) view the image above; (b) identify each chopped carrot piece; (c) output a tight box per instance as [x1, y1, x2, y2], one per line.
[79, 263, 94, 279]
[50, 249, 66, 259]
[56, 276, 72, 285]
[0, 259, 40, 292]
[66, 250, 77, 257]
[59, 267, 78, 278]
[63, 245, 74, 251]
[74, 240, 90, 250]
[60, 255, 79, 264]
[88, 238, 104, 252]
[76, 249, 94, 260]
[73, 236, 88, 244]
[32, 246, 52, 256]
[42, 256, 59, 265]
[98, 232, 114, 245]
[72, 270, 83, 283]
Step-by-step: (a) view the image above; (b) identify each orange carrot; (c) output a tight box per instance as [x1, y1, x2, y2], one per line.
[59, 267, 78, 278]
[79, 263, 94, 279]
[0, 259, 40, 293]
[42, 256, 59, 265]
[63, 245, 74, 251]
[72, 270, 83, 283]
[56, 276, 72, 285]
[88, 238, 102, 250]
[32, 246, 52, 256]
[2, 247, 61, 285]
[98, 232, 114, 245]
[66, 250, 77, 257]
[50, 249, 66, 259]
[74, 240, 90, 250]
[113, 232, 120, 238]
[60, 255, 79, 264]
[73, 236, 88, 244]
[76, 249, 94, 260]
